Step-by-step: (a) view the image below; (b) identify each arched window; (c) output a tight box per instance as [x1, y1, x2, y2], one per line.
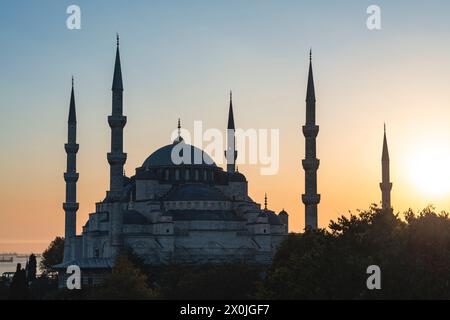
[175, 169, 180, 180]
[164, 169, 169, 180]
[185, 169, 190, 180]
[195, 169, 199, 181]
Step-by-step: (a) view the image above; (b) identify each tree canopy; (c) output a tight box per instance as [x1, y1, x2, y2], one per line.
[90, 255, 158, 300]
[40, 237, 64, 275]
[261, 205, 450, 299]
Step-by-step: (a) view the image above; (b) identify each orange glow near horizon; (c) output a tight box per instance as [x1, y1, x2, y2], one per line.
[3, 1, 450, 253]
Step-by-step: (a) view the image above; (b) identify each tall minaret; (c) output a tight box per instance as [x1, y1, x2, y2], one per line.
[107, 34, 127, 201]
[225, 91, 237, 173]
[380, 124, 392, 210]
[63, 77, 79, 262]
[302, 50, 320, 230]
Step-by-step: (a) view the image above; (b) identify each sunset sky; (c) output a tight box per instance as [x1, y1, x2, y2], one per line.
[2, 0, 450, 252]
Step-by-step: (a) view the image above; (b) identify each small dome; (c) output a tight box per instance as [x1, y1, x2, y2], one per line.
[142, 142, 216, 168]
[229, 171, 246, 182]
[257, 212, 268, 218]
[279, 209, 288, 216]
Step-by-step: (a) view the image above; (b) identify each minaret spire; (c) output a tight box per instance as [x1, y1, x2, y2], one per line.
[63, 77, 79, 262]
[264, 193, 268, 210]
[225, 90, 237, 173]
[107, 35, 127, 201]
[302, 50, 320, 230]
[68, 76, 76, 123]
[173, 118, 184, 144]
[112, 33, 123, 91]
[380, 124, 392, 210]
[228, 90, 235, 129]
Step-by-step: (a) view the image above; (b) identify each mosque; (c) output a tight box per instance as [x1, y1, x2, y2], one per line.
[54, 37, 393, 286]
[54, 37, 290, 285]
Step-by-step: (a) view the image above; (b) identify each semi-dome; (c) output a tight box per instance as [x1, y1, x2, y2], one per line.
[142, 142, 216, 168]
[123, 210, 149, 224]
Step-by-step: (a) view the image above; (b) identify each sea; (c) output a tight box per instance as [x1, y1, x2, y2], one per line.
[0, 254, 42, 276]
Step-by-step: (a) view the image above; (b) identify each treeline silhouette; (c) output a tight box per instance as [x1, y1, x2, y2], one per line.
[262, 205, 450, 299]
[3, 205, 450, 299]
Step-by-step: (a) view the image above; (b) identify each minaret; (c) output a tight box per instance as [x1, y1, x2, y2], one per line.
[380, 124, 392, 210]
[225, 91, 237, 173]
[107, 34, 127, 201]
[264, 193, 268, 210]
[63, 77, 79, 262]
[302, 50, 320, 230]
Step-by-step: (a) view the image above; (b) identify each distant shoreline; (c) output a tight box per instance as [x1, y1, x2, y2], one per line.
[0, 253, 42, 257]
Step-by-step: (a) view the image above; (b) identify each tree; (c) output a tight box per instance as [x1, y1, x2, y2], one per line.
[26, 254, 37, 283]
[261, 205, 450, 299]
[159, 263, 262, 299]
[121, 246, 146, 275]
[9, 263, 28, 300]
[90, 255, 158, 300]
[40, 237, 64, 275]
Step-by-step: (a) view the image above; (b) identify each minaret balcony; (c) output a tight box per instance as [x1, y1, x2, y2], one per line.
[107, 152, 127, 165]
[302, 125, 319, 137]
[64, 172, 79, 182]
[108, 115, 127, 128]
[302, 158, 320, 170]
[63, 202, 79, 211]
[302, 194, 321, 205]
[64, 143, 79, 154]
[379, 182, 393, 191]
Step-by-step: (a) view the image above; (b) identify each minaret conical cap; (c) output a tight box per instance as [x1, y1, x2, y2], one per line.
[227, 90, 235, 129]
[112, 34, 123, 91]
[382, 124, 390, 161]
[306, 49, 315, 102]
[68, 76, 76, 123]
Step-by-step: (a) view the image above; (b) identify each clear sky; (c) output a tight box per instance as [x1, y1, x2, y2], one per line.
[2, 0, 450, 252]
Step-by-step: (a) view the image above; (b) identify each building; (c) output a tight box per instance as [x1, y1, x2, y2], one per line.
[54, 37, 289, 286]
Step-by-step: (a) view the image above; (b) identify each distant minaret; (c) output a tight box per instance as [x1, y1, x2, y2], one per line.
[380, 124, 392, 210]
[302, 50, 320, 230]
[63, 77, 79, 262]
[107, 34, 127, 201]
[225, 91, 237, 173]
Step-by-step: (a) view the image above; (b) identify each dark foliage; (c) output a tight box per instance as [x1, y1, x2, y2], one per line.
[40, 237, 64, 275]
[261, 205, 450, 299]
[9, 263, 28, 300]
[26, 254, 37, 283]
[89, 255, 158, 300]
[157, 263, 263, 300]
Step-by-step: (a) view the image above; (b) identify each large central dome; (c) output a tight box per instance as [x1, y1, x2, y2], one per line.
[142, 142, 217, 168]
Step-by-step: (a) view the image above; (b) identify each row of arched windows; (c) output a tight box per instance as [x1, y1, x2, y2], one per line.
[158, 167, 215, 182]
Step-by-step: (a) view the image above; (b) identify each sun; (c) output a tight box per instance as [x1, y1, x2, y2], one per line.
[407, 144, 450, 197]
